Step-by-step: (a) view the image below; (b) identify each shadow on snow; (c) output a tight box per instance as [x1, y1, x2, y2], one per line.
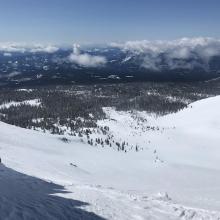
[0, 164, 106, 220]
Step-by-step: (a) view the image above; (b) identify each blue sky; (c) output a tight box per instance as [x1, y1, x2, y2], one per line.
[0, 0, 220, 44]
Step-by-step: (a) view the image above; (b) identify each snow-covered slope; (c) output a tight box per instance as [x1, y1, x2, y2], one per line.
[0, 165, 104, 220]
[1, 96, 220, 219]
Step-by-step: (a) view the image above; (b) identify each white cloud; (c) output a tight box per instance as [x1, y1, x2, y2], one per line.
[69, 44, 107, 67]
[111, 38, 220, 71]
[0, 43, 26, 53]
[0, 43, 59, 53]
[30, 45, 59, 53]
[168, 47, 191, 59]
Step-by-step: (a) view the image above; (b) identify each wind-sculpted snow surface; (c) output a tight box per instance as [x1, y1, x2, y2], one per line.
[0, 165, 219, 220]
[0, 165, 105, 220]
[1, 96, 220, 219]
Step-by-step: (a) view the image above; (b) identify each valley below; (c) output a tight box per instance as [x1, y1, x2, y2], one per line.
[0, 82, 220, 219]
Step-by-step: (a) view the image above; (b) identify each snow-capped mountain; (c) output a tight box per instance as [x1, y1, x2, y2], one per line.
[1, 95, 220, 219]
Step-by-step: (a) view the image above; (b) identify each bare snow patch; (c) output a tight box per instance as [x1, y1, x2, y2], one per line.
[0, 99, 41, 109]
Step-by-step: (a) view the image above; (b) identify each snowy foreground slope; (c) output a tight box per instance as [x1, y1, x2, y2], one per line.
[1, 96, 220, 219]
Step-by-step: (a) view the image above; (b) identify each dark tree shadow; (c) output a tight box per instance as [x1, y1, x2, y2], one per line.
[0, 164, 106, 220]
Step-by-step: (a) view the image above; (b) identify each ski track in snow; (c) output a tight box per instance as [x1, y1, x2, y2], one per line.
[1, 96, 220, 219]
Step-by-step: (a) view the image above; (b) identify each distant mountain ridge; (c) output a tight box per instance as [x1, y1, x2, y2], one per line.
[1, 38, 220, 86]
